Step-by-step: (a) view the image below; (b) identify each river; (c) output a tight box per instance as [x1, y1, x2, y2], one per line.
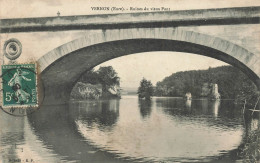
[0, 96, 259, 162]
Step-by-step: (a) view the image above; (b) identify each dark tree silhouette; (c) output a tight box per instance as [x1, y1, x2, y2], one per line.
[97, 66, 120, 92]
[154, 66, 258, 103]
[138, 78, 154, 100]
[76, 66, 121, 99]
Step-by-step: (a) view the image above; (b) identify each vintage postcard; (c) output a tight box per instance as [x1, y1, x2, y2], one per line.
[0, 0, 260, 163]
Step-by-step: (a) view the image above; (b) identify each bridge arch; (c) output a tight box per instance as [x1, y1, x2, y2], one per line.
[38, 28, 260, 104]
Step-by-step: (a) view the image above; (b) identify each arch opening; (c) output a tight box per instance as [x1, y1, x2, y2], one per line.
[38, 31, 260, 105]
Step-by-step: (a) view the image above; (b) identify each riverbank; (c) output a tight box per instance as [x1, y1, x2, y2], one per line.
[70, 82, 121, 100]
[154, 66, 258, 101]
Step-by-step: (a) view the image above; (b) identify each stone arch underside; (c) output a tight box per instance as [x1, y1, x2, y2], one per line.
[38, 28, 260, 105]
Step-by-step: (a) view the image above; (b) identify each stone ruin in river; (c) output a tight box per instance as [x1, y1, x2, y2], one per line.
[201, 83, 221, 99]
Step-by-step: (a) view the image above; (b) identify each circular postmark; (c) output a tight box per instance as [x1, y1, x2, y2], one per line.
[3, 38, 22, 60]
[0, 63, 45, 116]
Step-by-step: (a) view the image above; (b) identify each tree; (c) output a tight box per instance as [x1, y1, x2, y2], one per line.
[79, 69, 99, 84]
[138, 78, 153, 100]
[96, 66, 120, 92]
[77, 66, 121, 99]
[153, 65, 258, 100]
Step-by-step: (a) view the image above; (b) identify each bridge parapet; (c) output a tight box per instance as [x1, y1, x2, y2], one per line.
[1, 6, 260, 33]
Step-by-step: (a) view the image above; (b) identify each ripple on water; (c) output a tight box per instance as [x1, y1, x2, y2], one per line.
[73, 97, 245, 162]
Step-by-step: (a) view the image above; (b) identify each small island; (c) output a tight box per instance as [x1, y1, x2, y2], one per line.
[137, 78, 153, 100]
[70, 66, 121, 100]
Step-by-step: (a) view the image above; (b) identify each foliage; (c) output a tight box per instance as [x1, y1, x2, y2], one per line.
[71, 82, 102, 100]
[154, 66, 258, 102]
[239, 129, 260, 162]
[77, 66, 121, 98]
[80, 69, 100, 85]
[138, 78, 154, 100]
[96, 66, 120, 92]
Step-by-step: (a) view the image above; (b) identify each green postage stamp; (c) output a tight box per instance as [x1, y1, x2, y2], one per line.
[1, 64, 38, 108]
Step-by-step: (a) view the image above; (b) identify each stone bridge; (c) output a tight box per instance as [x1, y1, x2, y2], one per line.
[0, 6, 260, 104]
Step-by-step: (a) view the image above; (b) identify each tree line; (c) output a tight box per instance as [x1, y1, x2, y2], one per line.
[138, 66, 259, 104]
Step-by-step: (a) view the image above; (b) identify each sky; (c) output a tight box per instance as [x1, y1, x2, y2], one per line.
[96, 52, 228, 88]
[0, 0, 259, 88]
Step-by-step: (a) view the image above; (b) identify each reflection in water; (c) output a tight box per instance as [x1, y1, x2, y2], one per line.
[185, 99, 192, 109]
[210, 100, 220, 118]
[0, 112, 24, 162]
[74, 100, 120, 131]
[26, 103, 124, 163]
[201, 98, 209, 114]
[75, 97, 245, 162]
[138, 99, 152, 119]
[0, 96, 259, 162]
[159, 98, 242, 129]
[0, 109, 65, 163]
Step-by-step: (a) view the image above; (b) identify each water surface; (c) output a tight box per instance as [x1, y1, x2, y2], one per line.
[0, 96, 259, 162]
